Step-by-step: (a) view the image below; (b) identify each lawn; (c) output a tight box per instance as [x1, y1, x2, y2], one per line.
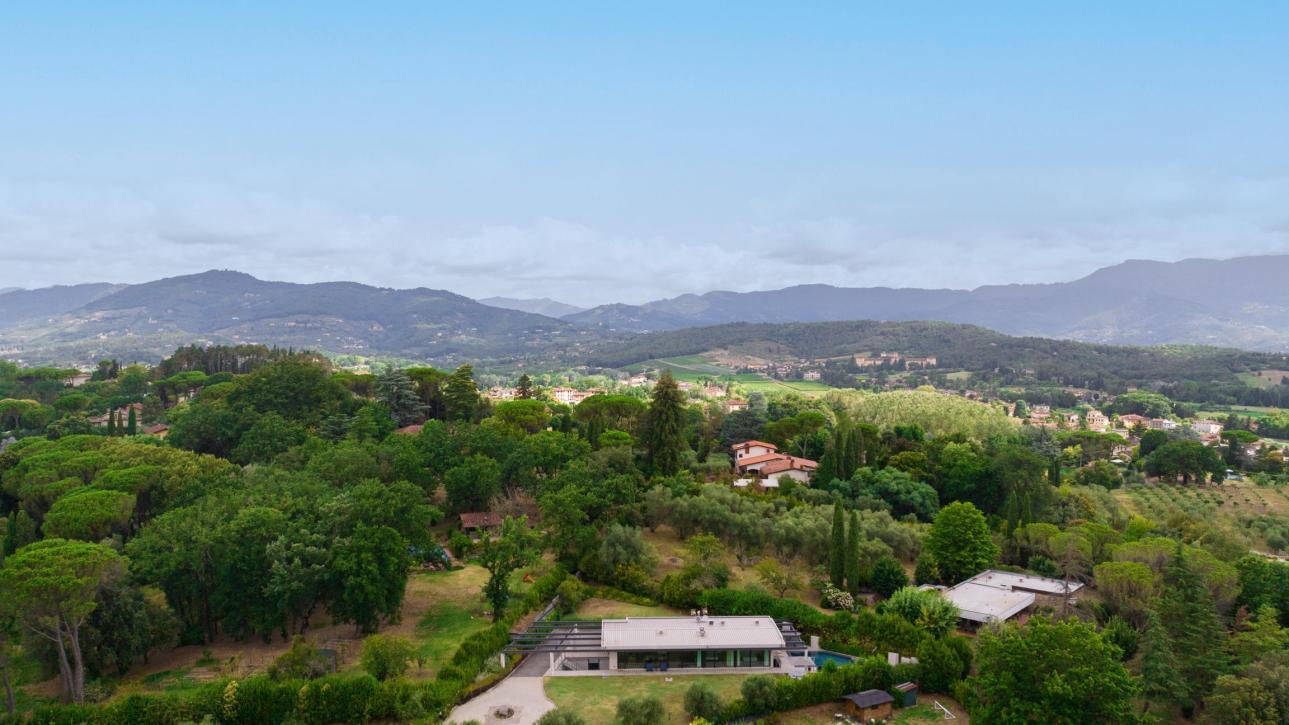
[411, 565, 501, 676]
[545, 673, 754, 723]
[573, 597, 683, 620]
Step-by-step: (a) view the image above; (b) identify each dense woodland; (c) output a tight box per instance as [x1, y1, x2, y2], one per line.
[0, 345, 1288, 724]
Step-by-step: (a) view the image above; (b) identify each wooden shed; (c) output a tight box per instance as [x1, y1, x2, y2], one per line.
[842, 689, 894, 721]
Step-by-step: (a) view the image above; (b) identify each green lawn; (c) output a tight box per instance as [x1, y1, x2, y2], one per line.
[1198, 404, 1282, 421]
[412, 566, 496, 675]
[545, 674, 755, 723]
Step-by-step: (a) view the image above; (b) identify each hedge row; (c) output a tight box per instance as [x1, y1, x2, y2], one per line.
[721, 657, 894, 721]
[698, 588, 925, 656]
[5, 566, 571, 725]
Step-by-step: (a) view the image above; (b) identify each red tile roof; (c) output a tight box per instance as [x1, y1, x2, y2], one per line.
[395, 424, 424, 435]
[459, 512, 504, 529]
[731, 440, 777, 451]
[758, 456, 818, 475]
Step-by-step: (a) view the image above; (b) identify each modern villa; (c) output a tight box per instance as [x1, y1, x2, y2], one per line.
[504, 613, 815, 676]
[925, 570, 1084, 629]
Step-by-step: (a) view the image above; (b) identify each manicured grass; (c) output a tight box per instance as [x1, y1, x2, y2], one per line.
[545, 673, 754, 723]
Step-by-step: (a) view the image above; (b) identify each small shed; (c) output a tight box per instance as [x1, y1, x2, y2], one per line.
[459, 512, 504, 537]
[895, 681, 918, 707]
[842, 689, 894, 721]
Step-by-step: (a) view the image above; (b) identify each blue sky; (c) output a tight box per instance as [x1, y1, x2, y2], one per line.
[2, 2, 1287, 305]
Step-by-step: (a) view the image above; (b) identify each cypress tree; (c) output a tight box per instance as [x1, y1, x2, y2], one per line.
[1157, 544, 1230, 709]
[643, 370, 688, 476]
[107, 410, 117, 436]
[845, 510, 862, 596]
[1138, 609, 1187, 714]
[1049, 457, 1062, 485]
[126, 407, 137, 436]
[829, 502, 846, 588]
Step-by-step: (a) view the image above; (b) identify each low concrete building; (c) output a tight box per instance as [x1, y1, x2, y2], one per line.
[505, 614, 809, 675]
[936, 570, 1084, 629]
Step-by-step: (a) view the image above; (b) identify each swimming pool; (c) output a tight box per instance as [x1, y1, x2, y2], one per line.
[810, 650, 857, 667]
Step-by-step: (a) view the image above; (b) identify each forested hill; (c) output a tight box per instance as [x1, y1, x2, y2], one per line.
[575, 319, 1285, 388]
[0, 270, 591, 366]
[564, 254, 1289, 352]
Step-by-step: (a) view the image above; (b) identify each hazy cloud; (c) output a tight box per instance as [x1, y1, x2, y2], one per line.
[1, 170, 1287, 307]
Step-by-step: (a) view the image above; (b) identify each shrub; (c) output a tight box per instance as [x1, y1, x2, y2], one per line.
[617, 694, 664, 725]
[556, 578, 587, 615]
[295, 674, 378, 725]
[870, 555, 909, 599]
[684, 682, 724, 722]
[741, 675, 779, 713]
[360, 633, 415, 680]
[537, 708, 589, 725]
[915, 637, 963, 693]
[268, 636, 331, 680]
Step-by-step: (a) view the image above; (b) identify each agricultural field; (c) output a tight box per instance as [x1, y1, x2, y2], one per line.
[1239, 370, 1289, 389]
[633, 357, 836, 396]
[1115, 480, 1289, 551]
[1196, 404, 1282, 421]
[545, 673, 752, 724]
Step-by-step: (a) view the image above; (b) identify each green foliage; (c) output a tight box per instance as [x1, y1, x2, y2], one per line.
[643, 371, 688, 475]
[617, 693, 664, 725]
[970, 617, 1139, 725]
[916, 636, 964, 693]
[882, 587, 959, 638]
[829, 502, 846, 589]
[478, 517, 539, 620]
[870, 555, 908, 599]
[683, 682, 724, 722]
[41, 489, 134, 541]
[925, 502, 998, 584]
[268, 636, 331, 680]
[359, 633, 415, 681]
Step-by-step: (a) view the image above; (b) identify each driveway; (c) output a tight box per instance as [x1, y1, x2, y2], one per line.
[446, 654, 554, 725]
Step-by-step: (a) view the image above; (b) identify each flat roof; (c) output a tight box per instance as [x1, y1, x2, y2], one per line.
[600, 616, 785, 651]
[940, 570, 1084, 624]
[966, 570, 1084, 596]
[942, 582, 1034, 624]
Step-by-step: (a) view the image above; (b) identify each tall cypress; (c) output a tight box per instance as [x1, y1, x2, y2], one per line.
[829, 502, 846, 588]
[845, 510, 863, 595]
[1138, 609, 1187, 714]
[107, 410, 117, 436]
[643, 370, 688, 476]
[1157, 544, 1229, 709]
[126, 407, 137, 436]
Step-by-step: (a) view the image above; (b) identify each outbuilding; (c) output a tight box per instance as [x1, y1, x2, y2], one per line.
[842, 689, 894, 721]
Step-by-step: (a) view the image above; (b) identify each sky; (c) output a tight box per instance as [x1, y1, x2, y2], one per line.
[2, 2, 1288, 307]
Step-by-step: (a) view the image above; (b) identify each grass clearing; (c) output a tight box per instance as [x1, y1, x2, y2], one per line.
[412, 564, 502, 676]
[573, 597, 682, 619]
[545, 673, 754, 723]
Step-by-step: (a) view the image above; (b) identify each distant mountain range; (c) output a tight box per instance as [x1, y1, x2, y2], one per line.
[1, 255, 1287, 366]
[0, 271, 592, 366]
[479, 296, 587, 318]
[563, 255, 1289, 351]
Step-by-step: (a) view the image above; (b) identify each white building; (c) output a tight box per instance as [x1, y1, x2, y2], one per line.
[934, 570, 1084, 629]
[1191, 420, 1224, 436]
[506, 614, 812, 675]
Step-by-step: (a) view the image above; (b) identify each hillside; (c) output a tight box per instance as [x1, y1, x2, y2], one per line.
[478, 296, 586, 318]
[0, 271, 591, 366]
[574, 319, 1285, 390]
[0, 283, 126, 326]
[564, 255, 1289, 351]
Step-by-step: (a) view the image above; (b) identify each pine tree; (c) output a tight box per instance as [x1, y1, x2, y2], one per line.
[845, 510, 862, 596]
[1138, 609, 1187, 714]
[516, 374, 535, 400]
[442, 365, 480, 422]
[643, 370, 687, 476]
[126, 407, 137, 436]
[375, 368, 426, 427]
[1157, 544, 1230, 709]
[829, 502, 846, 588]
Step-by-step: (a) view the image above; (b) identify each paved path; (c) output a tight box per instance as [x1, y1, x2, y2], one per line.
[446, 655, 554, 725]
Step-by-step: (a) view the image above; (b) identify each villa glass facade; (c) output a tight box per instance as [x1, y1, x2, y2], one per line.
[617, 649, 771, 670]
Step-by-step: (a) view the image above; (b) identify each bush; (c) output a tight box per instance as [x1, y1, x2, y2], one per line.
[537, 709, 588, 725]
[219, 676, 297, 725]
[870, 555, 909, 599]
[360, 633, 415, 680]
[296, 674, 378, 724]
[741, 674, 779, 713]
[915, 638, 963, 693]
[617, 694, 664, 725]
[556, 578, 587, 615]
[268, 636, 331, 680]
[684, 682, 724, 722]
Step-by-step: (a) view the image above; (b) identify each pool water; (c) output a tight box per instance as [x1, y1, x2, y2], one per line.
[810, 650, 857, 667]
